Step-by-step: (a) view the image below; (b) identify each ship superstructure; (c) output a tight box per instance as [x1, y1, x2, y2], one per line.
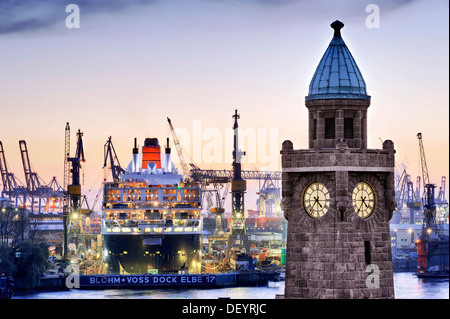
[101, 138, 202, 274]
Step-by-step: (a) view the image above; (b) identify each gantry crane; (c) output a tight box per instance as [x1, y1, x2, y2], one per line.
[190, 168, 281, 218]
[19, 140, 51, 212]
[436, 177, 448, 205]
[19, 140, 42, 194]
[18, 140, 64, 213]
[190, 168, 281, 181]
[257, 175, 281, 218]
[394, 168, 422, 224]
[0, 141, 27, 207]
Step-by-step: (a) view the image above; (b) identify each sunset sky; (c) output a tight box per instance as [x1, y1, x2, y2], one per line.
[0, 0, 448, 210]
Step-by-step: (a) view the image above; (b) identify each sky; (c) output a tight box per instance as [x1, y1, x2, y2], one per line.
[0, 0, 448, 211]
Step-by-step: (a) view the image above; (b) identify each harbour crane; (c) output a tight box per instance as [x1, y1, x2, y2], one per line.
[416, 133, 448, 277]
[394, 168, 421, 224]
[257, 175, 281, 218]
[103, 136, 125, 181]
[18, 140, 64, 213]
[0, 141, 27, 207]
[64, 122, 70, 191]
[436, 177, 448, 205]
[19, 140, 43, 194]
[225, 109, 250, 259]
[64, 127, 91, 256]
[167, 117, 190, 181]
[417, 132, 437, 230]
[67, 129, 85, 211]
[91, 136, 125, 213]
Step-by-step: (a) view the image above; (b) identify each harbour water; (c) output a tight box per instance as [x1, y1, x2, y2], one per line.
[12, 272, 448, 299]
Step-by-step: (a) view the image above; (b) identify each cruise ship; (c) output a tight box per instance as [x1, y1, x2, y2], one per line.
[101, 137, 202, 275]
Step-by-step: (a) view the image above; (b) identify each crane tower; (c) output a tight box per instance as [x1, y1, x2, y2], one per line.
[417, 132, 437, 230]
[225, 109, 250, 259]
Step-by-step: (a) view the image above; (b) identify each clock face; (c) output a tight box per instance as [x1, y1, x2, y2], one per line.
[302, 182, 330, 219]
[352, 182, 376, 218]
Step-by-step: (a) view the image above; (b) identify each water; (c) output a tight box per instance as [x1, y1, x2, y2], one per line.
[393, 272, 448, 299]
[12, 272, 448, 299]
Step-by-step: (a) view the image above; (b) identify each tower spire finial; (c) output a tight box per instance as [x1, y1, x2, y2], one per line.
[331, 20, 344, 37]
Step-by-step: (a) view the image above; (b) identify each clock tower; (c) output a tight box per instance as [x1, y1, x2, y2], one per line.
[281, 21, 396, 299]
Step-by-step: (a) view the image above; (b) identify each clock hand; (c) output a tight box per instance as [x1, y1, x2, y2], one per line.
[361, 196, 368, 208]
[357, 201, 364, 213]
[313, 196, 323, 209]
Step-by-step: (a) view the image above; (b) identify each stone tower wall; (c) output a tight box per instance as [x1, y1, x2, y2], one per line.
[281, 141, 396, 299]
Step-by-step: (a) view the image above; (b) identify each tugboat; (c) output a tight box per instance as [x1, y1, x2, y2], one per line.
[101, 137, 202, 275]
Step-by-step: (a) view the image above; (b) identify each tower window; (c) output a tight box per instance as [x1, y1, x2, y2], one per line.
[344, 118, 353, 139]
[313, 119, 317, 139]
[364, 241, 371, 265]
[325, 118, 335, 139]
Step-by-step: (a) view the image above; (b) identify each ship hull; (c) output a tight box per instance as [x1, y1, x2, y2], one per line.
[103, 233, 202, 274]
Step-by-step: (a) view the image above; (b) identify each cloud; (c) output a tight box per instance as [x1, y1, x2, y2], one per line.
[0, 0, 156, 35]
